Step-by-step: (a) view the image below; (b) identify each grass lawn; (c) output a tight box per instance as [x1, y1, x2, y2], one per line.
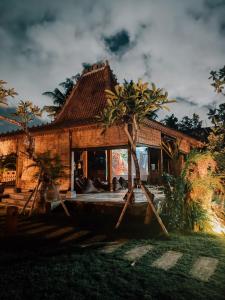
[0, 213, 225, 300]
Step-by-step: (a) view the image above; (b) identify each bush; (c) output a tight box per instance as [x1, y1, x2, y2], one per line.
[161, 173, 209, 232]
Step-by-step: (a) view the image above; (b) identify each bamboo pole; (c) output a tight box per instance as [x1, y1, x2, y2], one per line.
[141, 184, 169, 237]
[20, 173, 41, 214]
[115, 188, 134, 229]
[29, 181, 42, 216]
[53, 183, 70, 217]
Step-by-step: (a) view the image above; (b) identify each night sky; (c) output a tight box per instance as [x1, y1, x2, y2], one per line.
[0, 0, 225, 128]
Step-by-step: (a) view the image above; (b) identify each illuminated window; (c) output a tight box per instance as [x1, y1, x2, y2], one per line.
[112, 147, 148, 180]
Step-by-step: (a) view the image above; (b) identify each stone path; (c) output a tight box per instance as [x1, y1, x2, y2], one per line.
[124, 244, 154, 261]
[101, 239, 127, 254]
[190, 256, 219, 282]
[152, 250, 183, 271]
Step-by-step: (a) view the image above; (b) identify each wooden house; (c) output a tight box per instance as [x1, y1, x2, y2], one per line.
[0, 61, 202, 194]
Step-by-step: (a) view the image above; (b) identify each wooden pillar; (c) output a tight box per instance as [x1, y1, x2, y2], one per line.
[81, 151, 88, 178]
[158, 147, 163, 184]
[160, 147, 164, 175]
[71, 151, 74, 192]
[147, 148, 151, 184]
[106, 150, 113, 191]
[128, 147, 132, 191]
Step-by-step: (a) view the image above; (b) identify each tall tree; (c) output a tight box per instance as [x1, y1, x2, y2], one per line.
[98, 80, 174, 233]
[0, 80, 70, 216]
[43, 74, 80, 118]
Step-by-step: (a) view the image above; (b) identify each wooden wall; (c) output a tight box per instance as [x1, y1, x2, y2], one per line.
[0, 122, 196, 191]
[179, 138, 190, 153]
[0, 138, 17, 156]
[71, 124, 127, 148]
[137, 125, 161, 146]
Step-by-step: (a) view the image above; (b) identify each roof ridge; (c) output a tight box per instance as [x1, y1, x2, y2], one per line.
[82, 61, 109, 75]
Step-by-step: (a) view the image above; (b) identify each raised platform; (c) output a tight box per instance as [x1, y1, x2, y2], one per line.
[64, 186, 165, 217]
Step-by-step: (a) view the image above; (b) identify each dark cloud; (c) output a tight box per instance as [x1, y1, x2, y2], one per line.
[176, 97, 198, 107]
[104, 30, 131, 55]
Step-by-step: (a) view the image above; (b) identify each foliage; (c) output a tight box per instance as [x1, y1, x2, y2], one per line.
[98, 80, 174, 129]
[162, 113, 203, 134]
[43, 74, 80, 118]
[27, 151, 65, 184]
[13, 100, 42, 129]
[178, 113, 202, 132]
[161, 151, 224, 232]
[97, 79, 174, 186]
[0, 80, 17, 104]
[161, 173, 209, 232]
[209, 66, 225, 95]
[161, 174, 187, 230]
[162, 113, 179, 130]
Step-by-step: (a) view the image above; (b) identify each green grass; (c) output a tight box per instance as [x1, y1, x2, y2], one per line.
[0, 227, 225, 300]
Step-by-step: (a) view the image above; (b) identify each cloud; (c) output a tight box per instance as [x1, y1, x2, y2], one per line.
[0, 0, 225, 129]
[104, 30, 131, 56]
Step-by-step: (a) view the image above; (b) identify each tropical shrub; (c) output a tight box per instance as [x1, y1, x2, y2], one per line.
[161, 151, 224, 232]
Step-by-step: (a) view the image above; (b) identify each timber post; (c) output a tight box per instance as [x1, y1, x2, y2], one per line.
[81, 150, 88, 178]
[106, 149, 113, 191]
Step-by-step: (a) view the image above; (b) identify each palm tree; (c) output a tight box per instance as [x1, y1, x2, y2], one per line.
[98, 80, 174, 233]
[43, 74, 80, 118]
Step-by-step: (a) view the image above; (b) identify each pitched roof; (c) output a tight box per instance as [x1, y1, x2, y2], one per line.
[54, 61, 117, 124]
[0, 61, 202, 146]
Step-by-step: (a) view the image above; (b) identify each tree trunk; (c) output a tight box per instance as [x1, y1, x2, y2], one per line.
[125, 123, 141, 187]
[130, 146, 141, 186]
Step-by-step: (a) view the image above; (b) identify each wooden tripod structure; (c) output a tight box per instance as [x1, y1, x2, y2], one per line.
[21, 174, 70, 217]
[115, 184, 169, 237]
[114, 123, 169, 237]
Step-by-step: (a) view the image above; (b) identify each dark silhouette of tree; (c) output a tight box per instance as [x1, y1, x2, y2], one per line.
[162, 114, 179, 130]
[43, 74, 80, 118]
[162, 113, 202, 131]
[178, 113, 202, 132]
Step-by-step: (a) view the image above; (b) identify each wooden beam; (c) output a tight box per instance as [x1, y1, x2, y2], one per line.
[81, 150, 88, 178]
[141, 184, 169, 237]
[115, 188, 134, 229]
[144, 203, 153, 224]
[71, 151, 75, 192]
[107, 149, 113, 191]
[147, 148, 151, 184]
[160, 147, 163, 176]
